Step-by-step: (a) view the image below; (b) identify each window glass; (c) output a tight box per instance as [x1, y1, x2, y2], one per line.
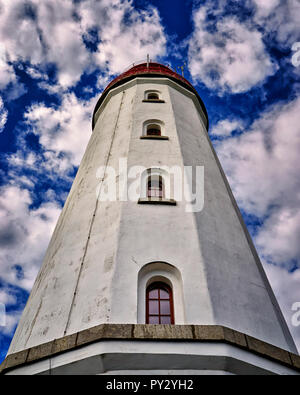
[147, 176, 163, 198]
[146, 123, 161, 136]
[160, 300, 170, 314]
[146, 282, 174, 324]
[149, 289, 158, 298]
[160, 316, 171, 324]
[149, 316, 159, 324]
[149, 300, 159, 314]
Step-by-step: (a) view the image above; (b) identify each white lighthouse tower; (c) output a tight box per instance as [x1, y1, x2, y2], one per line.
[1, 62, 299, 375]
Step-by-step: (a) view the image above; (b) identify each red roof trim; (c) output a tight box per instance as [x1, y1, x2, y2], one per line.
[92, 62, 208, 130]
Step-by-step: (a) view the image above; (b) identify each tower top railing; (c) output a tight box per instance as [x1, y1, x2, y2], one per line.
[122, 58, 174, 73]
[102, 59, 192, 99]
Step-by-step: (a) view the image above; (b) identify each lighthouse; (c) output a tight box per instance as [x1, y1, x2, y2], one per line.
[1, 61, 299, 375]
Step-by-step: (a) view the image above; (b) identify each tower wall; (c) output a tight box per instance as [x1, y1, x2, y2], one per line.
[8, 82, 135, 353]
[4, 70, 298, 375]
[108, 79, 214, 326]
[169, 84, 297, 352]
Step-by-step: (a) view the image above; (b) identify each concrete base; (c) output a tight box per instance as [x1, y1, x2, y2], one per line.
[3, 340, 299, 375]
[1, 324, 299, 375]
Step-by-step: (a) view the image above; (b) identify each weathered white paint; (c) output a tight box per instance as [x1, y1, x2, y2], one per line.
[6, 74, 298, 375]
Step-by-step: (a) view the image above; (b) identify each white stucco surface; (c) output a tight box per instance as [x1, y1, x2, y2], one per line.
[7, 76, 297, 367]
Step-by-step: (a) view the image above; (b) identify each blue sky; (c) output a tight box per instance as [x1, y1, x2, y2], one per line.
[0, 0, 300, 362]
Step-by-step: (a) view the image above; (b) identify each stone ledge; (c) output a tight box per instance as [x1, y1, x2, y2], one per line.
[27, 340, 54, 363]
[246, 335, 291, 366]
[77, 324, 132, 347]
[52, 333, 77, 355]
[223, 327, 248, 348]
[1, 324, 299, 374]
[2, 349, 28, 372]
[133, 324, 193, 339]
[290, 353, 300, 369]
[193, 325, 224, 340]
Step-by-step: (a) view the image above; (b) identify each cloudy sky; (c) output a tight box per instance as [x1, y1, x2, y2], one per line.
[0, 0, 299, 362]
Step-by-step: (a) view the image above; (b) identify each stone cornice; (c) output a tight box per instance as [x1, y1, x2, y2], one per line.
[1, 324, 299, 374]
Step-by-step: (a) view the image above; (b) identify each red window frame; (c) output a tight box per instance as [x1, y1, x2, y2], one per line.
[146, 282, 174, 324]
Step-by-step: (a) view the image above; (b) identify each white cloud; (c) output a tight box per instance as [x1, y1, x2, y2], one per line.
[211, 119, 244, 137]
[264, 264, 300, 352]
[0, 93, 102, 340]
[24, 93, 94, 168]
[215, 97, 300, 218]
[0, 0, 166, 90]
[252, 0, 300, 47]
[215, 97, 300, 350]
[7, 151, 37, 169]
[0, 289, 17, 306]
[0, 310, 22, 336]
[26, 66, 48, 81]
[188, 5, 277, 94]
[0, 43, 16, 90]
[6, 83, 27, 101]
[83, 1, 166, 75]
[0, 185, 61, 293]
[256, 208, 300, 266]
[0, 96, 8, 132]
[252, 0, 280, 17]
[0, 0, 88, 88]
[2, 93, 96, 246]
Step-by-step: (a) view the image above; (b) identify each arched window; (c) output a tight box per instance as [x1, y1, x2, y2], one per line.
[138, 262, 184, 324]
[146, 282, 174, 324]
[147, 92, 159, 100]
[146, 123, 161, 136]
[144, 91, 161, 101]
[147, 175, 164, 198]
